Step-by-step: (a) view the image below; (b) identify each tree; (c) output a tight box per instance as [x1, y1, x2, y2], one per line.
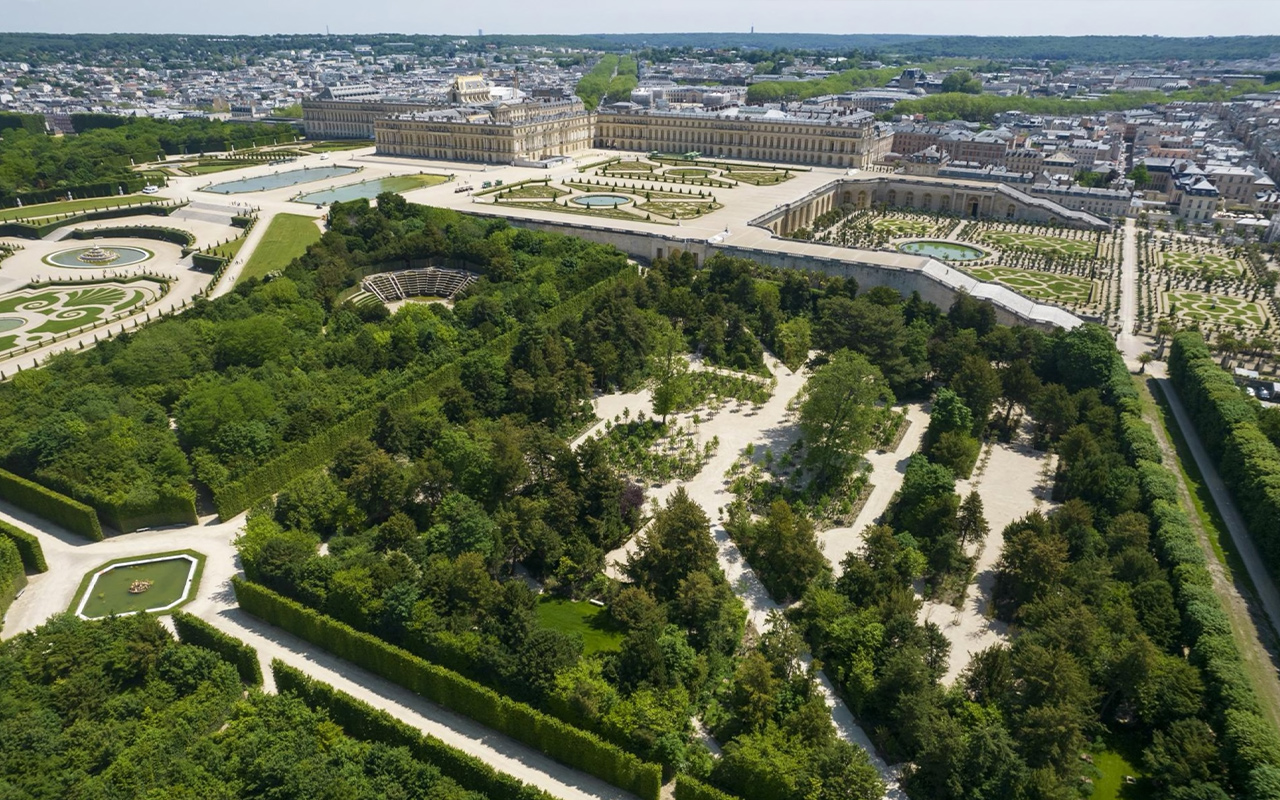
[650, 321, 691, 423]
[957, 491, 990, 548]
[940, 70, 983, 94]
[951, 355, 1002, 435]
[627, 488, 717, 600]
[1138, 351, 1155, 373]
[799, 349, 893, 485]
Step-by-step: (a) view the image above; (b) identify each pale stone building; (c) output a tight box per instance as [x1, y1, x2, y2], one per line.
[374, 98, 594, 163]
[595, 105, 879, 168]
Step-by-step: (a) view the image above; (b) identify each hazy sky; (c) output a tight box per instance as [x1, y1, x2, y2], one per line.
[4, 0, 1277, 37]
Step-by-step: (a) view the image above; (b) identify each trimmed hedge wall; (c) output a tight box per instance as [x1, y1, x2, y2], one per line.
[674, 775, 745, 800]
[233, 578, 662, 800]
[1169, 331, 1280, 580]
[272, 660, 555, 800]
[68, 225, 195, 247]
[96, 488, 199, 533]
[0, 202, 182, 240]
[213, 268, 641, 519]
[1117, 352, 1280, 795]
[0, 536, 26, 622]
[0, 467, 102, 541]
[0, 519, 47, 573]
[171, 611, 262, 685]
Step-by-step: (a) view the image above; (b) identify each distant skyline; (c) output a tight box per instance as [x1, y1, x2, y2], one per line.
[4, 0, 1278, 38]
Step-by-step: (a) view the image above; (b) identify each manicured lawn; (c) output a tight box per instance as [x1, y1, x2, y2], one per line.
[238, 214, 323, 284]
[182, 162, 257, 175]
[306, 140, 374, 152]
[535, 598, 624, 654]
[0, 195, 160, 222]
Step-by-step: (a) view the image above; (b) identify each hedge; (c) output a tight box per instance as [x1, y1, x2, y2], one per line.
[96, 488, 199, 533]
[233, 578, 662, 800]
[171, 611, 262, 685]
[0, 536, 26, 622]
[0, 174, 170, 210]
[0, 519, 47, 573]
[674, 775, 746, 800]
[213, 268, 641, 519]
[272, 660, 555, 800]
[1168, 331, 1280, 580]
[68, 225, 195, 247]
[0, 467, 103, 541]
[0, 202, 183, 241]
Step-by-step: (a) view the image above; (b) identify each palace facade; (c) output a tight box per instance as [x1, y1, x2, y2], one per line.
[374, 98, 595, 164]
[594, 105, 879, 168]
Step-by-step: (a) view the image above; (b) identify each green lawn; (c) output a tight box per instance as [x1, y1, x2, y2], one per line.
[0, 194, 161, 222]
[238, 214, 323, 284]
[1088, 734, 1151, 800]
[306, 140, 374, 152]
[182, 162, 258, 176]
[535, 598, 624, 654]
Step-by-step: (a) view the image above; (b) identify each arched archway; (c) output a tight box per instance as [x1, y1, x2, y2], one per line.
[1006, 204, 1016, 219]
[922, 193, 933, 211]
[905, 192, 915, 208]
[887, 189, 897, 206]
[940, 195, 951, 213]
[857, 190, 868, 209]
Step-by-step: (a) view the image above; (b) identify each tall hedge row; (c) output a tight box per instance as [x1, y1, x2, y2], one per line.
[0, 201, 181, 240]
[0, 467, 102, 541]
[1168, 331, 1280, 578]
[96, 488, 199, 533]
[68, 225, 195, 247]
[0, 519, 47, 573]
[0, 536, 26, 622]
[1115, 353, 1280, 796]
[171, 611, 262, 685]
[674, 775, 745, 800]
[232, 577, 662, 800]
[213, 269, 640, 519]
[272, 660, 555, 800]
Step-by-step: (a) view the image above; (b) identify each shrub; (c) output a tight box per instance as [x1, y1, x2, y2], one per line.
[233, 578, 662, 800]
[0, 467, 102, 541]
[674, 775, 745, 800]
[171, 611, 262, 685]
[0, 519, 47, 572]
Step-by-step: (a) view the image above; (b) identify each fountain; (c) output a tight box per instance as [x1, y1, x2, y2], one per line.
[76, 246, 121, 265]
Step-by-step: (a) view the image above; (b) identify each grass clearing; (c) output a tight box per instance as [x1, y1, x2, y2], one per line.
[238, 213, 322, 284]
[1089, 736, 1149, 800]
[535, 598, 624, 654]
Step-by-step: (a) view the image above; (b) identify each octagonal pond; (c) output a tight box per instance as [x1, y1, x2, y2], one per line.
[572, 194, 631, 208]
[208, 165, 358, 194]
[76, 553, 201, 619]
[44, 245, 153, 269]
[898, 240, 986, 262]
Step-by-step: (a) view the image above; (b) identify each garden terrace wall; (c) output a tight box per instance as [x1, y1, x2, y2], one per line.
[0, 519, 47, 573]
[172, 611, 262, 685]
[212, 268, 641, 519]
[0, 467, 102, 541]
[233, 578, 663, 800]
[272, 660, 556, 800]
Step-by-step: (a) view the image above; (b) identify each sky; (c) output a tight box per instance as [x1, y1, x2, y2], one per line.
[3, 0, 1277, 37]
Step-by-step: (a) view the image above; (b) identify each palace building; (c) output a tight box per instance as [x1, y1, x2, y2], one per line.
[374, 98, 595, 164]
[594, 104, 879, 168]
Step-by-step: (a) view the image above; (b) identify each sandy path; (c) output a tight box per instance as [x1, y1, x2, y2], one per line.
[919, 419, 1054, 684]
[822, 403, 930, 574]
[595, 353, 904, 798]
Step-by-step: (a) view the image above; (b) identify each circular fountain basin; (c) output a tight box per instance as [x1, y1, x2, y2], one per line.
[44, 245, 153, 268]
[897, 240, 986, 262]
